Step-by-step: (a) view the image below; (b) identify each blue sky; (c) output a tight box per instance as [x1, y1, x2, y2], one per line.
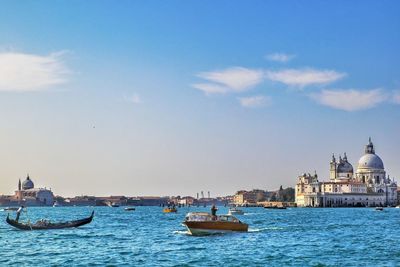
[0, 1, 399, 196]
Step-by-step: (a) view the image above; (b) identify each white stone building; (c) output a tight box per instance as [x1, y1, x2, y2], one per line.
[296, 138, 397, 207]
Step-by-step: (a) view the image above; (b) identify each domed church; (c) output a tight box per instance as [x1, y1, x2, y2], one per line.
[296, 138, 398, 207]
[14, 174, 54, 206]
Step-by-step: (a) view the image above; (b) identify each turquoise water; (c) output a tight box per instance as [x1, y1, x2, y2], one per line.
[1, 206, 400, 266]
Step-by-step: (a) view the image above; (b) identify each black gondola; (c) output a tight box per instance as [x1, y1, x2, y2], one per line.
[6, 211, 94, 230]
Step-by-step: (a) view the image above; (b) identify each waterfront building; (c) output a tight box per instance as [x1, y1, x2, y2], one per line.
[177, 196, 195, 206]
[127, 196, 169, 206]
[295, 138, 398, 207]
[233, 189, 267, 205]
[14, 174, 54, 206]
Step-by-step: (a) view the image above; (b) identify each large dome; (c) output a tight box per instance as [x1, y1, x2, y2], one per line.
[22, 175, 34, 190]
[358, 154, 384, 170]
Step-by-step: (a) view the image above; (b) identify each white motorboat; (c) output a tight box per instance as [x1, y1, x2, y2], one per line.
[228, 207, 244, 215]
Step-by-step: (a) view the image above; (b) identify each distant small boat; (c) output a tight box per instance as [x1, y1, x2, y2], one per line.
[375, 207, 384, 211]
[163, 207, 177, 213]
[395, 205, 400, 209]
[228, 207, 244, 215]
[183, 212, 248, 235]
[124, 207, 135, 211]
[53, 201, 61, 207]
[3, 207, 19, 211]
[6, 211, 94, 230]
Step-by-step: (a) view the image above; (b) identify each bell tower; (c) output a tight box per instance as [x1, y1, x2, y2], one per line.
[330, 154, 337, 180]
[15, 178, 23, 200]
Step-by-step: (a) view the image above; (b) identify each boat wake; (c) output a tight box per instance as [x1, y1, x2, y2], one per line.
[173, 230, 191, 235]
[248, 226, 284, 232]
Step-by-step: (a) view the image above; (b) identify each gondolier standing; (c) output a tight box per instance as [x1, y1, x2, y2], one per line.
[15, 206, 24, 222]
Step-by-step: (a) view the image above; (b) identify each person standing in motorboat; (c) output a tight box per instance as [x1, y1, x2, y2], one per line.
[211, 205, 218, 220]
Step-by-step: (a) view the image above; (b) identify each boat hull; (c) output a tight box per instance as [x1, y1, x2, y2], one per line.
[184, 221, 248, 235]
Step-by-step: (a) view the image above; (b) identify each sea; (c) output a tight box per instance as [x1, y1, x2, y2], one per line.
[0, 206, 399, 266]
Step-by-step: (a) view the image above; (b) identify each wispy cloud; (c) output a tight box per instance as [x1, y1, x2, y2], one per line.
[194, 67, 264, 94]
[191, 83, 229, 95]
[266, 53, 295, 63]
[0, 51, 69, 92]
[310, 89, 388, 111]
[123, 93, 141, 104]
[265, 68, 346, 88]
[193, 66, 346, 95]
[392, 91, 400, 104]
[238, 95, 271, 108]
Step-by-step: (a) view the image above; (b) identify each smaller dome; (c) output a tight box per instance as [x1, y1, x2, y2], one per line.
[22, 175, 34, 190]
[358, 154, 384, 170]
[337, 161, 353, 174]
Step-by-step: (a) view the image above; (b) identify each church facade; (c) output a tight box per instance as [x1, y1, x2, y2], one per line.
[295, 138, 398, 207]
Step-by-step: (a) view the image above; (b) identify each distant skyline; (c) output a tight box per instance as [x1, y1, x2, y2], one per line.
[0, 1, 399, 197]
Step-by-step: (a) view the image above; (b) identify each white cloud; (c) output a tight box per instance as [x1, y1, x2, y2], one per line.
[238, 95, 271, 108]
[195, 67, 264, 93]
[123, 93, 141, 104]
[265, 68, 346, 88]
[266, 53, 295, 63]
[310, 89, 388, 111]
[0, 51, 69, 92]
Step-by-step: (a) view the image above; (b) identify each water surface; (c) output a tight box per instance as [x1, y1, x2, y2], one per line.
[1, 206, 399, 266]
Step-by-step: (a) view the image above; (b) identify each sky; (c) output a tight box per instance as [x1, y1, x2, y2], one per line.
[0, 1, 399, 197]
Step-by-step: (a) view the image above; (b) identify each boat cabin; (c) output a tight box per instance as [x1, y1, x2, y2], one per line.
[185, 212, 240, 223]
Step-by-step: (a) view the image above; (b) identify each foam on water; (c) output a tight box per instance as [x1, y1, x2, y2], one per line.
[173, 230, 190, 235]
